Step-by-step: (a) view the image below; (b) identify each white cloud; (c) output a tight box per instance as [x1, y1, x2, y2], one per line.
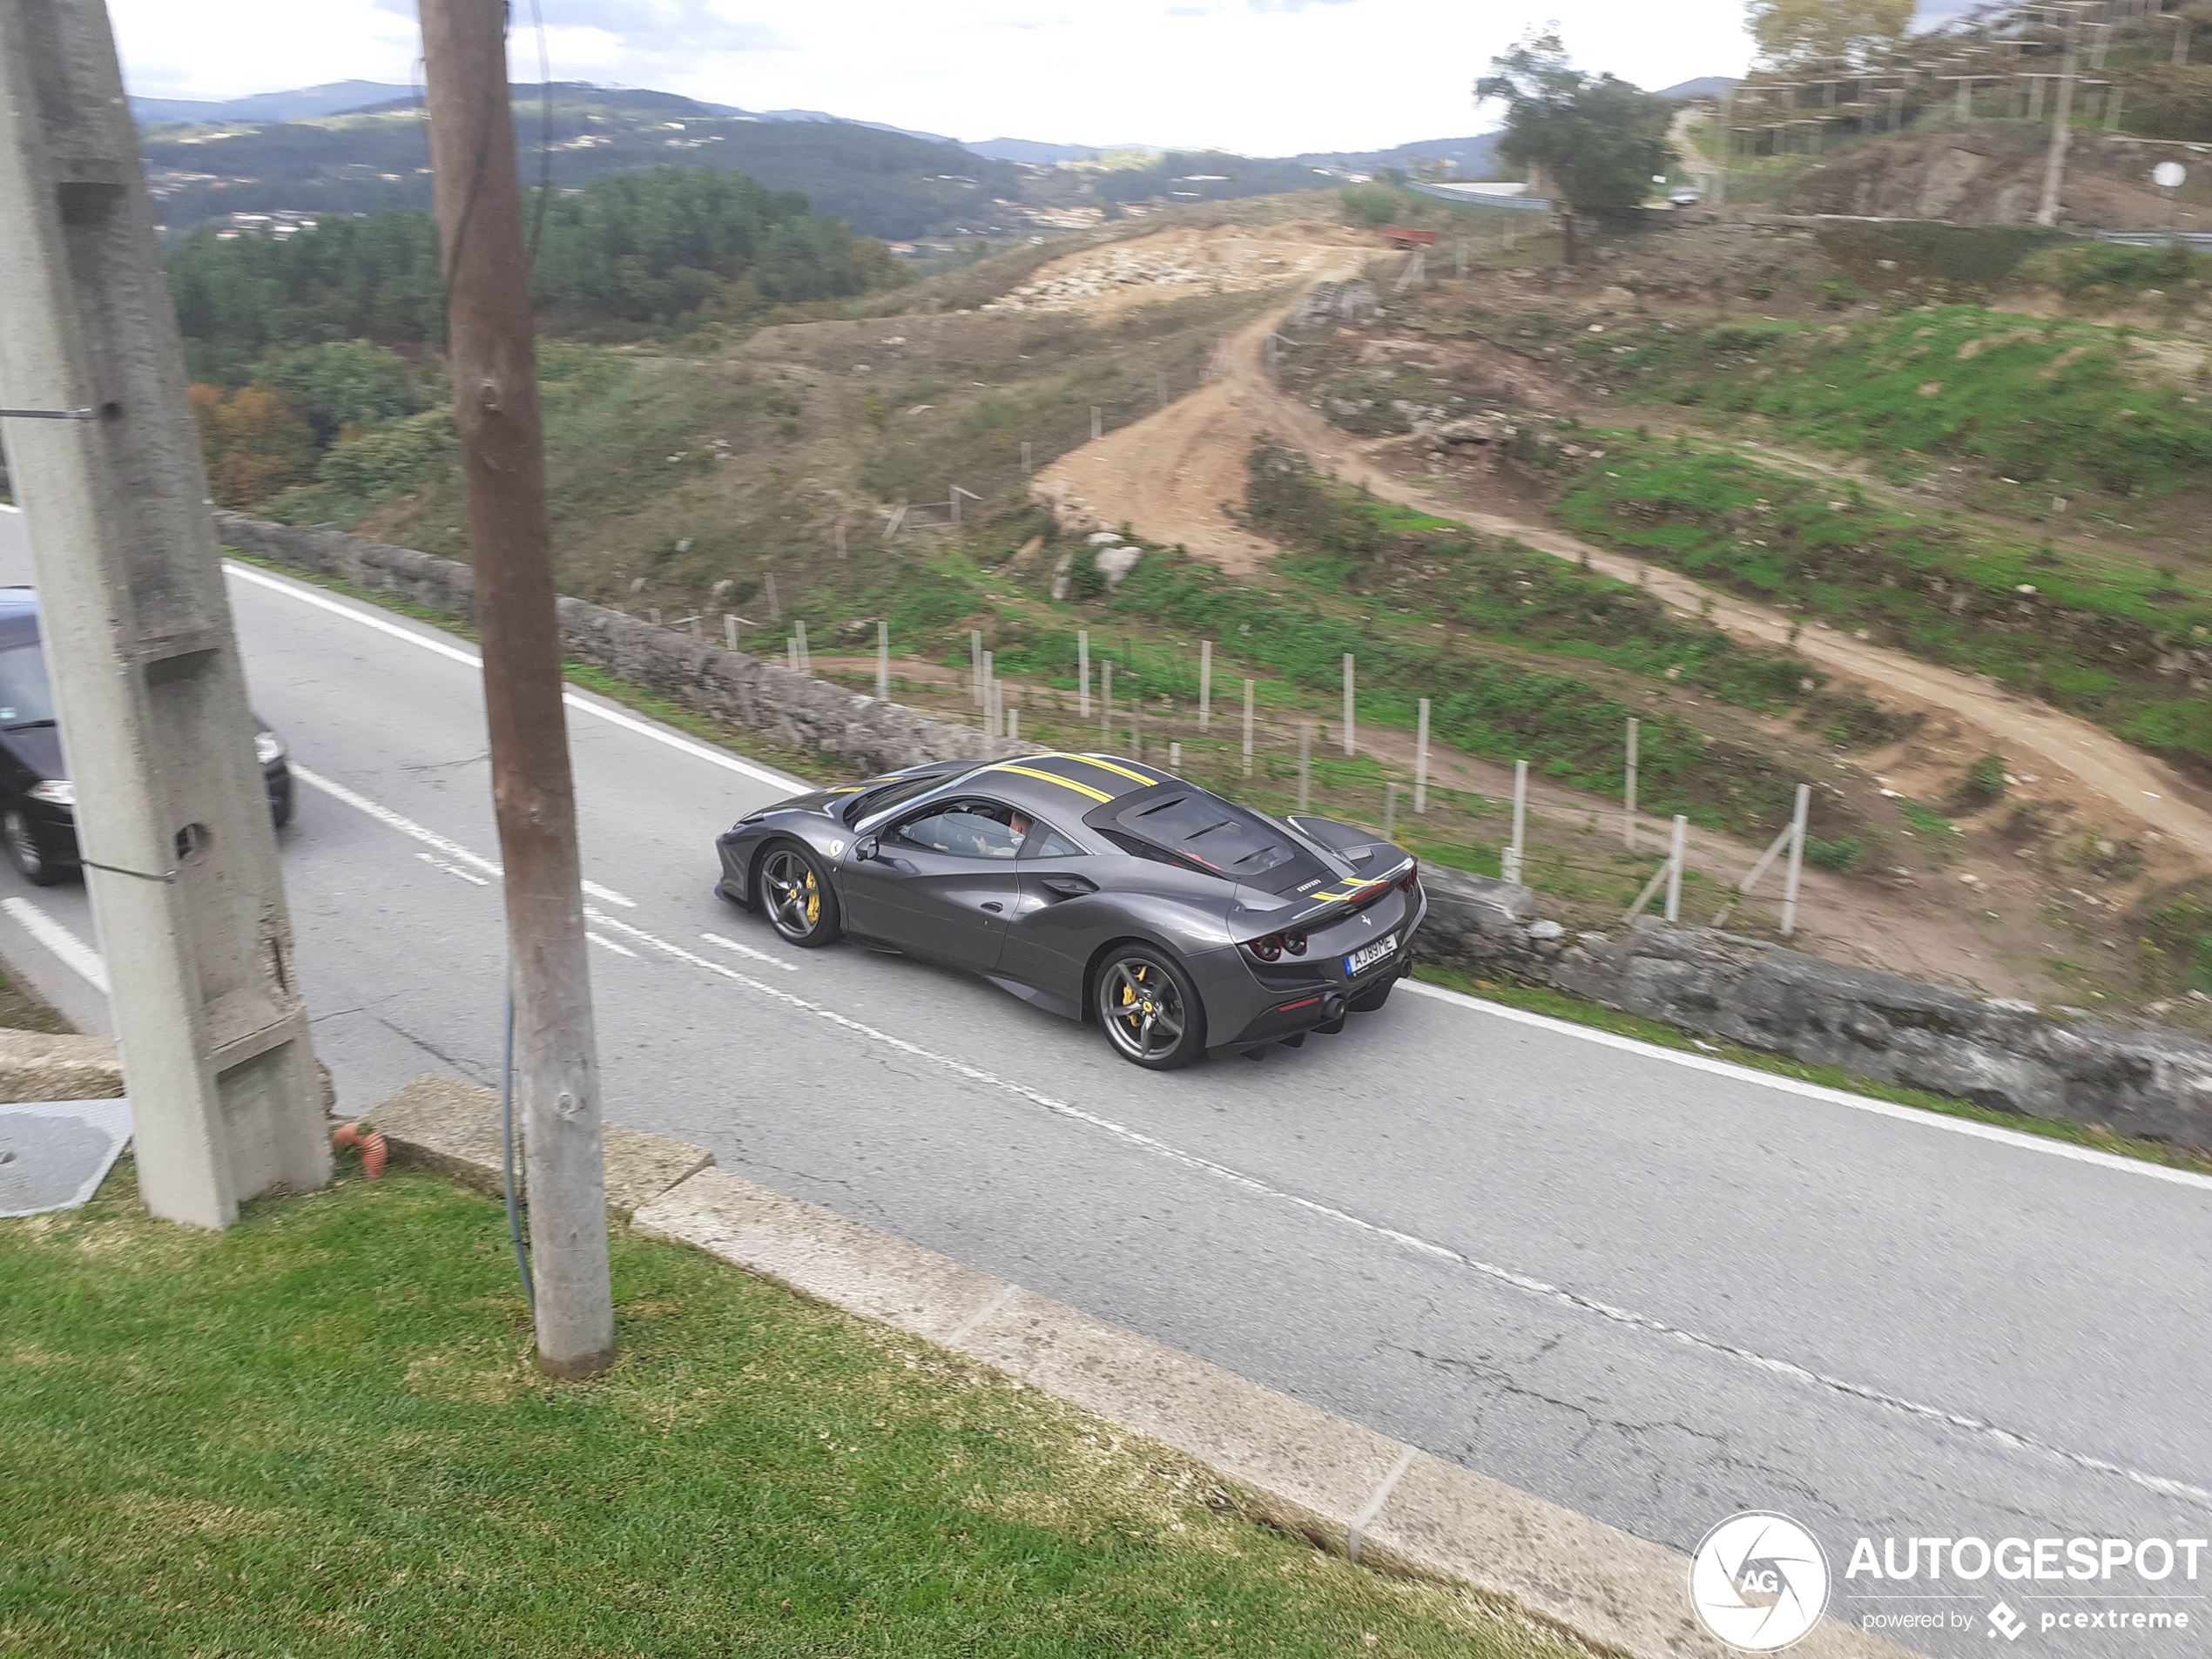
[108, 0, 1753, 153]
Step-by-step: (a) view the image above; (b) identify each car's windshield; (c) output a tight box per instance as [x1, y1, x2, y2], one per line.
[844, 772, 952, 826]
[0, 641, 57, 728]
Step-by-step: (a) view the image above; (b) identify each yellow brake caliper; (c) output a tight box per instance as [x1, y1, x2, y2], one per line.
[804, 872, 819, 926]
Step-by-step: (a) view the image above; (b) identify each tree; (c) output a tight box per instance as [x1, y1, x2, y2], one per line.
[1475, 34, 1675, 262]
[1746, 0, 1912, 70]
[189, 383, 318, 507]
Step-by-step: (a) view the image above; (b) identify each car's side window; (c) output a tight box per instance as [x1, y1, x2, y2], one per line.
[1023, 826, 1085, 860]
[895, 798, 1030, 860]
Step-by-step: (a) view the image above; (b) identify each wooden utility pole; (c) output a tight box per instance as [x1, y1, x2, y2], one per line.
[0, 0, 330, 1230]
[419, 0, 613, 1379]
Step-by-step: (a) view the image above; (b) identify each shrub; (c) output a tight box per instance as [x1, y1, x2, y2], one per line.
[1804, 835, 1865, 872]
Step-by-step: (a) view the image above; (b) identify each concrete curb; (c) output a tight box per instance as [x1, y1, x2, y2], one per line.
[0, 1030, 122, 1103]
[369, 1076, 1913, 1659]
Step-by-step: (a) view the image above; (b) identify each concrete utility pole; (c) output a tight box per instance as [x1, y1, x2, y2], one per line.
[2037, 8, 2084, 227]
[0, 0, 329, 1230]
[420, 0, 613, 1379]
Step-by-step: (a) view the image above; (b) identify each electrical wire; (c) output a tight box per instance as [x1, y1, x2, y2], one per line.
[525, 0, 553, 273]
[501, 988, 535, 1315]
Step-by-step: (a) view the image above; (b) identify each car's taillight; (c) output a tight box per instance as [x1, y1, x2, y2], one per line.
[1399, 860, 1420, 893]
[1245, 930, 1310, 962]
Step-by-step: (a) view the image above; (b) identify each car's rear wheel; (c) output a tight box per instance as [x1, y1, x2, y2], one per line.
[3, 807, 65, 887]
[1094, 945, 1206, 1070]
[758, 842, 842, 947]
[1348, 976, 1394, 1014]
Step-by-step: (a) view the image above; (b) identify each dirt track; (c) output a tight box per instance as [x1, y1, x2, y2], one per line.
[1035, 267, 2212, 868]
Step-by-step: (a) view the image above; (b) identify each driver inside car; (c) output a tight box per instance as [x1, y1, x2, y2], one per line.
[905, 801, 1032, 860]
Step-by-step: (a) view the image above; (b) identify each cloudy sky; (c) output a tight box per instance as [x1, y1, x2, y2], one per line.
[109, 0, 1771, 155]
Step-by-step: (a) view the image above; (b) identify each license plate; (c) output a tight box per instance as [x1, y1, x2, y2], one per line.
[1345, 932, 1398, 976]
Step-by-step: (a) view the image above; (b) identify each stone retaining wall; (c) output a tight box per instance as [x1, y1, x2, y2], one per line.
[1421, 866, 2212, 1154]
[215, 513, 1012, 779]
[217, 514, 2212, 1154]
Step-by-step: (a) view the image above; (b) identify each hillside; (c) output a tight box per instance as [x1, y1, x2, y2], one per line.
[180, 176, 2212, 1022]
[142, 86, 1032, 244]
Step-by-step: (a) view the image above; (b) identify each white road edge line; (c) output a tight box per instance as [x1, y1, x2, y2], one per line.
[0, 896, 107, 994]
[577, 902, 2212, 1515]
[223, 559, 807, 792]
[587, 932, 637, 959]
[293, 765, 632, 907]
[1400, 980, 2212, 1193]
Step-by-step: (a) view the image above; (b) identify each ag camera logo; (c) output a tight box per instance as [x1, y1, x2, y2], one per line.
[1689, 1511, 1831, 1651]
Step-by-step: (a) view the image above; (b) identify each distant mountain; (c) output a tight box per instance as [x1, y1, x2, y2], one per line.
[1292, 133, 1502, 179]
[967, 138, 1107, 165]
[751, 109, 961, 145]
[131, 79, 412, 126]
[1656, 77, 1740, 99]
[139, 84, 1026, 243]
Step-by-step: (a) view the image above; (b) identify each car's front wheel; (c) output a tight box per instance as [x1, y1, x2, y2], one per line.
[758, 841, 842, 947]
[3, 807, 66, 887]
[1094, 944, 1206, 1070]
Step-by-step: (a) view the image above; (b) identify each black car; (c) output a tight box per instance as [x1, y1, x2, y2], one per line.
[715, 751, 1424, 1069]
[0, 587, 293, 887]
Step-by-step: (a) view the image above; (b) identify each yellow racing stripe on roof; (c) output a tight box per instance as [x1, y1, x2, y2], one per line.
[981, 763, 1115, 802]
[1066, 752, 1161, 786]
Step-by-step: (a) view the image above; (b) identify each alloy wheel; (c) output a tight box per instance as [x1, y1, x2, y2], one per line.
[760, 846, 823, 941]
[1101, 955, 1188, 1064]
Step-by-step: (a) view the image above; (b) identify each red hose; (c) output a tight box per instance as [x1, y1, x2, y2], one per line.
[332, 1122, 388, 1178]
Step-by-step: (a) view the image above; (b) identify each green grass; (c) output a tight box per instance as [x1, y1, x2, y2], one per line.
[1412, 966, 2212, 1178]
[1550, 436, 2212, 766]
[1589, 304, 2212, 503]
[0, 1167, 1574, 1659]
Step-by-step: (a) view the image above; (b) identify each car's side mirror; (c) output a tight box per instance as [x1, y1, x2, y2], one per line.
[853, 836, 880, 862]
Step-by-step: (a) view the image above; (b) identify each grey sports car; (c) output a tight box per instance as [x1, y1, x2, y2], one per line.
[713, 751, 1425, 1069]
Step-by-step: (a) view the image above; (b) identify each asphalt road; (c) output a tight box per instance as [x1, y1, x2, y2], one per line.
[3, 506, 2209, 1657]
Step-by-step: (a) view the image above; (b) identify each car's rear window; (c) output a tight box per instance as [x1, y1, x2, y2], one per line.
[1084, 783, 1331, 894]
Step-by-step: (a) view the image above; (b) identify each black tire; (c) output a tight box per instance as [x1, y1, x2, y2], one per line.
[756, 840, 843, 948]
[1347, 976, 1394, 1014]
[3, 807, 67, 887]
[1093, 944, 1207, 1070]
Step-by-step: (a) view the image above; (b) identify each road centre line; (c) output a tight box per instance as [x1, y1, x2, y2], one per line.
[415, 852, 490, 887]
[1401, 981, 2212, 1193]
[0, 896, 106, 993]
[293, 765, 633, 907]
[223, 560, 807, 792]
[699, 930, 801, 972]
[576, 903, 2212, 1514]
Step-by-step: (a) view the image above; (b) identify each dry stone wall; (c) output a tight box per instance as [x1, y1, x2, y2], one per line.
[1421, 866, 2212, 1154]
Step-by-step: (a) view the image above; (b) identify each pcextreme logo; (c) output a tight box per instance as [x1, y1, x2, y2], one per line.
[1689, 1511, 1832, 1652]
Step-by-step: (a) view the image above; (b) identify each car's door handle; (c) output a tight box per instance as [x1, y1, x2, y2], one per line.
[1038, 873, 1098, 899]
[981, 901, 1004, 913]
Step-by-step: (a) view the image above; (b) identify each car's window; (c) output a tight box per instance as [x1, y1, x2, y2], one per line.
[1023, 826, 1085, 860]
[843, 772, 948, 826]
[0, 642, 56, 728]
[896, 798, 1031, 860]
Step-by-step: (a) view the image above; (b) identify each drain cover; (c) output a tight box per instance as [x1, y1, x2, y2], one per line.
[0, 1099, 132, 1217]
